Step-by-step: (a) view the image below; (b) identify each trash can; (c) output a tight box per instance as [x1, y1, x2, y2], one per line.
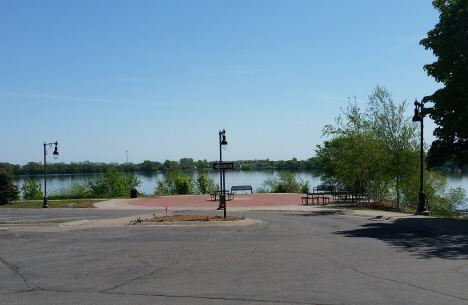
[130, 188, 138, 198]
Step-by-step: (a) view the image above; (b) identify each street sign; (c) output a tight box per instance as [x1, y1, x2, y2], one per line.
[213, 162, 234, 170]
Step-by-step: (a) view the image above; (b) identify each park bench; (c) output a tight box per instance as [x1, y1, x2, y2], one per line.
[231, 185, 253, 194]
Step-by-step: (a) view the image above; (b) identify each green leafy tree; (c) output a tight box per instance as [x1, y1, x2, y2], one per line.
[320, 98, 391, 199]
[0, 170, 20, 205]
[21, 178, 43, 200]
[87, 167, 141, 197]
[420, 0, 468, 167]
[367, 86, 419, 208]
[317, 88, 423, 207]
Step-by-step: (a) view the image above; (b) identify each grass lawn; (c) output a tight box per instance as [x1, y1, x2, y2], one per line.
[0, 199, 103, 209]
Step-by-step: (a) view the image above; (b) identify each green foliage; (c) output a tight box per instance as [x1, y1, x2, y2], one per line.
[0, 170, 20, 205]
[155, 170, 192, 195]
[174, 176, 192, 194]
[49, 182, 91, 199]
[259, 171, 309, 193]
[194, 174, 217, 194]
[21, 178, 43, 200]
[86, 167, 142, 198]
[428, 187, 468, 218]
[420, 0, 468, 168]
[155, 171, 218, 195]
[317, 87, 420, 205]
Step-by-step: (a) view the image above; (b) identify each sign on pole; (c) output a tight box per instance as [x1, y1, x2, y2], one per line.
[213, 162, 234, 170]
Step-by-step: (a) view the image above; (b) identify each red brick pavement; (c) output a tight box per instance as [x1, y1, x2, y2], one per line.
[129, 193, 327, 208]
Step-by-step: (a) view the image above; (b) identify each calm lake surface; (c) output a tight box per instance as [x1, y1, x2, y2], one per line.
[13, 169, 468, 200]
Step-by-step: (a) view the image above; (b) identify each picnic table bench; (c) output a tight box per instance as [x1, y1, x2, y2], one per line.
[231, 185, 253, 194]
[210, 190, 234, 201]
[301, 193, 330, 205]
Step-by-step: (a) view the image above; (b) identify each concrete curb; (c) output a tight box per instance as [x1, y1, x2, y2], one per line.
[129, 218, 263, 227]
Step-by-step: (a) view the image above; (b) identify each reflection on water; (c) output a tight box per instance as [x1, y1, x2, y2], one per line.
[13, 169, 468, 198]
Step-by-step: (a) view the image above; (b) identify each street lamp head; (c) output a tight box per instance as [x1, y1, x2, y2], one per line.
[412, 106, 421, 123]
[221, 134, 228, 150]
[53, 142, 59, 159]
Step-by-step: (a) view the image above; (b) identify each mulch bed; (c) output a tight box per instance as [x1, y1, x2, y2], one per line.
[139, 215, 243, 223]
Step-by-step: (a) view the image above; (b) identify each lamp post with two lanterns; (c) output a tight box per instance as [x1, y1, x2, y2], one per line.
[43, 141, 59, 208]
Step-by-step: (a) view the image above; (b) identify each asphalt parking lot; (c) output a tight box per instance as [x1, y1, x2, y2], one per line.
[1, 202, 468, 305]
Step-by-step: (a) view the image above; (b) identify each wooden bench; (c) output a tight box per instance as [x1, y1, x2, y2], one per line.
[231, 185, 253, 194]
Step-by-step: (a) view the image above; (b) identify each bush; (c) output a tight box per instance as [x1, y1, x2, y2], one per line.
[0, 170, 20, 204]
[259, 171, 309, 193]
[194, 174, 217, 194]
[175, 176, 192, 194]
[49, 182, 91, 199]
[87, 167, 142, 198]
[155, 170, 193, 195]
[21, 178, 43, 200]
[155, 171, 217, 195]
[428, 187, 467, 218]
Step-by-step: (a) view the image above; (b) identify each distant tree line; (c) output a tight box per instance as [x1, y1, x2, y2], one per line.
[0, 157, 320, 176]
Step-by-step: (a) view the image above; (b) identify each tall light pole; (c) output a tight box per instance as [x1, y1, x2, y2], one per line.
[412, 99, 429, 215]
[43, 141, 59, 208]
[218, 129, 228, 214]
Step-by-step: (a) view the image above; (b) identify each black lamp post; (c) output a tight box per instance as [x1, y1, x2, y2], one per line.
[43, 141, 59, 208]
[218, 130, 228, 215]
[412, 100, 428, 215]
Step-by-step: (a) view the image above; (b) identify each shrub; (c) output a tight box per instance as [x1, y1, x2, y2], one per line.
[155, 170, 193, 195]
[21, 178, 43, 200]
[49, 182, 91, 199]
[87, 167, 142, 197]
[194, 174, 217, 194]
[155, 171, 218, 195]
[0, 170, 20, 204]
[428, 187, 467, 218]
[259, 171, 309, 193]
[175, 176, 192, 194]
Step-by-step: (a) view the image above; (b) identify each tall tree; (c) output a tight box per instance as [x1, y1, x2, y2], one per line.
[420, 0, 468, 167]
[367, 86, 419, 208]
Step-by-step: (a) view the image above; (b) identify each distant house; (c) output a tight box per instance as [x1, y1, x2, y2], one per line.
[256, 163, 264, 168]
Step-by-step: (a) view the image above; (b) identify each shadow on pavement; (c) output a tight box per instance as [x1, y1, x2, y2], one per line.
[335, 218, 468, 260]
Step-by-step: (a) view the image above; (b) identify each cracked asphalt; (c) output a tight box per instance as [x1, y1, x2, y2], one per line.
[1, 204, 468, 304]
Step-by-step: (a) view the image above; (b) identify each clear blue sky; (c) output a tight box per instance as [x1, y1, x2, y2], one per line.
[1, 0, 442, 165]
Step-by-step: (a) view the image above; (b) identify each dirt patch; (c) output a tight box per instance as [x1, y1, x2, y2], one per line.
[133, 215, 244, 223]
[368, 200, 397, 211]
[73, 201, 95, 208]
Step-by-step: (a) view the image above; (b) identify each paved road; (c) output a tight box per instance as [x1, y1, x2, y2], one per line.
[1, 207, 467, 305]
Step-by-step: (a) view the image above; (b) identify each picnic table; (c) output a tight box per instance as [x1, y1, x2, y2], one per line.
[210, 190, 234, 201]
[301, 193, 330, 205]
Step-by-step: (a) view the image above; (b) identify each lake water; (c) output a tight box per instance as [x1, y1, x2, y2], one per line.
[13, 169, 468, 206]
[13, 170, 321, 196]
